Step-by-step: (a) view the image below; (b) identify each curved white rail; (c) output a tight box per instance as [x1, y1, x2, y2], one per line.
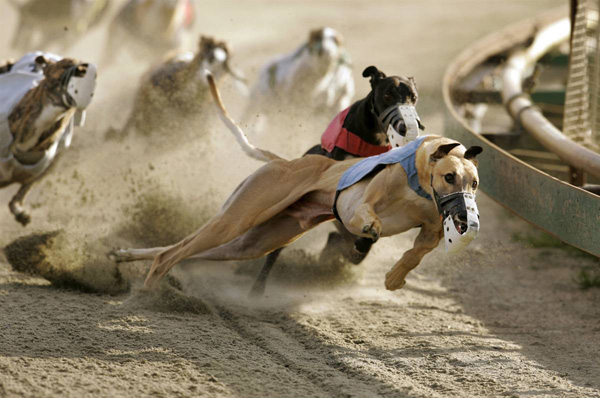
[502, 18, 600, 179]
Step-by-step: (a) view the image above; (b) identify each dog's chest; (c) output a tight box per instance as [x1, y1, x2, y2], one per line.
[27, 104, 69, 142]
[378, 193, 438, 236]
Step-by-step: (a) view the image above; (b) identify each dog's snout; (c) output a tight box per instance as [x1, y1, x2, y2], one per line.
[75, 64, 88, 77]
[395, 121, 407, 135]
[452, 211, 469, 234]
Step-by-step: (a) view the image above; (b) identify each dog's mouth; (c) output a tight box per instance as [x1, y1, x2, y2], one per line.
[393, 119, 425, 135]
[453, 213, 468, 235]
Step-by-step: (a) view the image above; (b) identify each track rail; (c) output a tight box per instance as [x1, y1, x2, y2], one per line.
[443, 7, 600, 257]
[502, 18, 600, 179]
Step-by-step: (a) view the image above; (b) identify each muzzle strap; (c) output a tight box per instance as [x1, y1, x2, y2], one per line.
[59, 66, 77, 108]
[376, 104, 404, 135]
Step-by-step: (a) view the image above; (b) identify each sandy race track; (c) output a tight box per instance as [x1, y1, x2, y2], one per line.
[1, 1, 600, 397]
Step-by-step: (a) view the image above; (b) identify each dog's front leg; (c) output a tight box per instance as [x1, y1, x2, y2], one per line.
[349, 203, 382, 242]
[385, 225, 442, 290]
[345, 170, 390, 242]
[9, 182, 35, 226]
[8, 155, 62, 226]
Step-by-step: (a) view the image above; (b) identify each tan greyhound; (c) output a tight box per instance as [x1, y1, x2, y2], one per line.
[112, 73, 482, 292]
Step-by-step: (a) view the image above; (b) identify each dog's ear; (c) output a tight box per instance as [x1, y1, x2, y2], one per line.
[199, 35, 215, 52]
[362, 66, 386, 86]
[35, 55, 48, 67]
[464, 146, 482, 166]
[408, 76, 417, 89]
[309, 28, 324, 43]
[464, 146, 482, 160]
[430, 143, 461, 162]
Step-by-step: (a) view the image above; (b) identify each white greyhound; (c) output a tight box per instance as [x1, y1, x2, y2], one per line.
[243, 27, 355, 133]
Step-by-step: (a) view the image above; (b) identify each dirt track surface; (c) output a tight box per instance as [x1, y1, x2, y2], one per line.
[1, 1, 600, 397]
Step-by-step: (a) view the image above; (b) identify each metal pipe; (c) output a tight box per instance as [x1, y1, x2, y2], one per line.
[502, 17, 600, 179]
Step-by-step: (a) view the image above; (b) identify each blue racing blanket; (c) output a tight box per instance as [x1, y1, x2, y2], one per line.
[332, 136, 432, 224]
[336, 135, 432, 200]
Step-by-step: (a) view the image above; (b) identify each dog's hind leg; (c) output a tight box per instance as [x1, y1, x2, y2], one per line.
[351, 237, 375, 264]
[143, 210, 308, 288]
[319, 221, 374, 265]
[249, 247, 283, 298]
[141, 157, 335, 288]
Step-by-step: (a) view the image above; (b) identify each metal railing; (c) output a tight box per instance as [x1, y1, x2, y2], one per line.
[502, 17, 600, 180]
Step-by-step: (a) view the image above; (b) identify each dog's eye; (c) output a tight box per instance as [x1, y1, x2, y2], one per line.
[384, 94, 393, 101]
[444, 173, 455, 184]
[472, 181, 478, 189]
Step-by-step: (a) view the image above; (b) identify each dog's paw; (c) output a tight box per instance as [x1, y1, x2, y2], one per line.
[15, 211, 31, 226]
[248, 283, 266, 299]
[107, 248, 129, 263]
[362, 220, 382, 242]
[384, 272, 407, 291]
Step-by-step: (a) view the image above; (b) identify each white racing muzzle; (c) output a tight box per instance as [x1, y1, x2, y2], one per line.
[434, 191, 480, 253]
[62, 63, 97, 110]
[378, 104, 424, 148]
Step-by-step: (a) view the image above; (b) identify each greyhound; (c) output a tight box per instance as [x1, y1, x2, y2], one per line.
[0, 53, 96, 225]
[111, 72, 482, 294]
[122, 35, 247, 136]
[251, 65, 423, 296]
[243, 27, 354, 133]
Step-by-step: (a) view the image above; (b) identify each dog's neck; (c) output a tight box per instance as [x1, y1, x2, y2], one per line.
[8, 80, 73, 160]
[415, 138, 443, 198]
[189, 51, 226, 86]
[293, 47, 337, 84]
[342, 92, 387, 146]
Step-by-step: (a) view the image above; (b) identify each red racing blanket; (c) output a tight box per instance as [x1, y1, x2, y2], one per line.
[321, 107, 390, 157]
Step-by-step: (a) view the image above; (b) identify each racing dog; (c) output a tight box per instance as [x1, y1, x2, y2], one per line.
[250, 66, 423, 295]
[112, 72, 482, 294]
[309, 66, 420, 160]
[243, 27, 354, 132]
[8, 0, 109, 52]
[0, 53, 96, 225]
[122, 35, 246, 135]
[102, 0, 194, 64]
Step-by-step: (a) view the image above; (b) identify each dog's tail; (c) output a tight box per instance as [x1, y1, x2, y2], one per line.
[205, 70, 282, 162]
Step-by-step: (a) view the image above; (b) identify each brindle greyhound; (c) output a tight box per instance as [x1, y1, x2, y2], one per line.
[0, 55, 96, 225]
[112, 73, 482, 293]
[123, 35, 246, 135]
